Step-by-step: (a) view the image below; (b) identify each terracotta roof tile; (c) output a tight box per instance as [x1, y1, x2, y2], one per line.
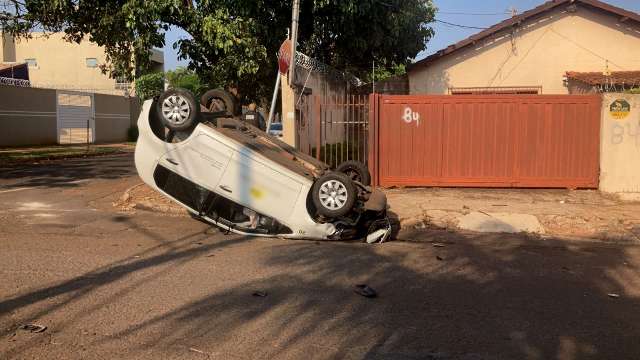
[565, 71, 640, 85]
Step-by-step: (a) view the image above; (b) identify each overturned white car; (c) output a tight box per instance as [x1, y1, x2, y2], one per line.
[135, 89, 391, 242]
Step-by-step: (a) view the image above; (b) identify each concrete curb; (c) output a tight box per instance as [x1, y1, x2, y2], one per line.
[115, 184, 640, 243]
[396, 208, 640, 244]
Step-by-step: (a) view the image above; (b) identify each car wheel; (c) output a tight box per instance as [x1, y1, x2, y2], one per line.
[336, 160, 371, 186]
[201, 89, 239, 116]
[157, 89, 200, 132]
[312, 172, 357, 218]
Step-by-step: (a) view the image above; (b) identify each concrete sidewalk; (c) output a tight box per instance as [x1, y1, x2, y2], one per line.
[387, 187, 640, 242]
[119, 183, 640, 242]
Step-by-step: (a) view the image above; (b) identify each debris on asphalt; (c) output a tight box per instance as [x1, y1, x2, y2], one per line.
[478, 210, 492, 217]
[436, 255, 444, 261]
[608, 293, 620, 298]
[189, 347, 206, 355]
[492, 204, 508, 207]
[252, 291, 268, 297]
[19, 324, 47, 333]
[354, 284, 377, 298]
[432, 243, 446, 248]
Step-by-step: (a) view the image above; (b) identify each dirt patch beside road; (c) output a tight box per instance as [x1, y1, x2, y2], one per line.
[119, 184, 640, 242]
[114, 183, 187, 216]
[388, 188, 640, 242]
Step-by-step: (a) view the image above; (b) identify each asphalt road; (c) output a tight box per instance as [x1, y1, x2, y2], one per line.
[1, 155, 640, 359]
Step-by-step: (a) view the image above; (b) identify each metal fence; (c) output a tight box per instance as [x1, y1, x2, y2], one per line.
[369, 94, 602, 188]
[297, 94, 370, 168]
[0, 76, 130, 96]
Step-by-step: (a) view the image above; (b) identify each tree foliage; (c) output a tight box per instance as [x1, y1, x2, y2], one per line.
[166, 67, 209, 99]
[134, 72, 164, 100]
[1, 0, 435, 101]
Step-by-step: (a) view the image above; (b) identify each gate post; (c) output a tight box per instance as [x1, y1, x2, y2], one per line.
[314, 95, 321, 160]
[368, 93, 379, 187]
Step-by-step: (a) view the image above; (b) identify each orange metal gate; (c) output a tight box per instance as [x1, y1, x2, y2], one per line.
[368, 94, 602, 188]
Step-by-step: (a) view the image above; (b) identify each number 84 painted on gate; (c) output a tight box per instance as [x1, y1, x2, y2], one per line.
[403, 107, 420, 127]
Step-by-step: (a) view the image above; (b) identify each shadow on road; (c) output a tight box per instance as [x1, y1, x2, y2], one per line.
[1, 216, 639, 359]
[0, 154, 135, 189]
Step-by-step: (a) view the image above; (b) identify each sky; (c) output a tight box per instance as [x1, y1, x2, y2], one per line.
[162, 0, 640, 71]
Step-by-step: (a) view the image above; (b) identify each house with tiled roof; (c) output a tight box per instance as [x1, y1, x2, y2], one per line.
[407, 0, 640, 95]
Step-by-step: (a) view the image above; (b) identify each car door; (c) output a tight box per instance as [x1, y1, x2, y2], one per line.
[158, 133, 234, 192]
[218, 150, 303, 221]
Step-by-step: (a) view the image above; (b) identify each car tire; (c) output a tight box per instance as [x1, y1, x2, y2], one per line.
[336, 160, 371, 186]
[157, 88, 200, 132]
[201, 89, 239, 116]
[312, 172, 357, 218]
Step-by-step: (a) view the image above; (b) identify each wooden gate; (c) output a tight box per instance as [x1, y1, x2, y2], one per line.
[368, 94, 602, 188]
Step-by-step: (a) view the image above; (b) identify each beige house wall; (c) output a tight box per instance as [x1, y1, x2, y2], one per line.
[280, 73, 297, 147]
[409, 5, 640, 94]
[3, 32, 163, 94]
[12, 33, 120, 91]
[600, 93, 640, 198]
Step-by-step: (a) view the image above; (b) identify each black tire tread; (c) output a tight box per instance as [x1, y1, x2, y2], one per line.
[200, 89, 239, 116]
[336, 160, 371, 186]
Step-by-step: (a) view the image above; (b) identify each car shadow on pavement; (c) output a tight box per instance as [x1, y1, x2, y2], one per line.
[84, 234, 640, 357]
[2, 218, 639, 359]
[0, 216, 250, 358]
[0, 154, 135, 189]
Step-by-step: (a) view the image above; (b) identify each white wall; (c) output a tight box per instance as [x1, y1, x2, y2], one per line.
[600, 93, 640, 199]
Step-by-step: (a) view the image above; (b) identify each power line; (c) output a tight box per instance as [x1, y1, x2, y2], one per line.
[438, 10, 511, 16]
[373, 0, 494, 31]
[435, 19, 489, 30]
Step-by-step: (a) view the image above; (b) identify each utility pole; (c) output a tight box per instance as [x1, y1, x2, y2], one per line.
[372, 60, 375, 94]
[289, 0, 300, 84]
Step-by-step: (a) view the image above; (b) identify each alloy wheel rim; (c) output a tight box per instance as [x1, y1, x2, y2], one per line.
[319, 180, 348, 210]
[161, 95, 191, 125]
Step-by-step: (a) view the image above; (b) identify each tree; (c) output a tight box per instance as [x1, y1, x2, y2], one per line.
[134, 72, 164, 100]
[165, 67, 208, 99]
[1, 0, 435, 101]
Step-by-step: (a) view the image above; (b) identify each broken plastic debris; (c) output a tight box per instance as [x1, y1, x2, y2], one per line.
[432, 243, 446, 248]
[436, 255, 444, 261]
[19, 324, 47, 333]
[367, 228, 390, 244]
[252, 291, 268, 297]
[354, 284, 377, 298]
[608, 293, 620, 298]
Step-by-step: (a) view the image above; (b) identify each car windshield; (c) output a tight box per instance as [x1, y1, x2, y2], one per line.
[270, 123, 283, 131]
